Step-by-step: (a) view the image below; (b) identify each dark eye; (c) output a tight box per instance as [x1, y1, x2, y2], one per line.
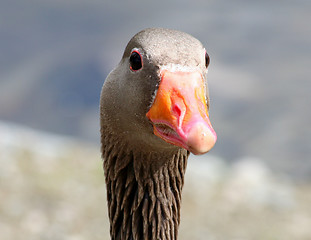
[205, 51, 210, 68]
[130, 50, 143, 71]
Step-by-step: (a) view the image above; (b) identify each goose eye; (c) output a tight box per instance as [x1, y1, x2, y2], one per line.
[205, 51, 210, 68]
[130, 50, 143, 71]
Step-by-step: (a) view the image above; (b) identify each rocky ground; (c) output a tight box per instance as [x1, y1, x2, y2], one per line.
[1, 122, 311, 240]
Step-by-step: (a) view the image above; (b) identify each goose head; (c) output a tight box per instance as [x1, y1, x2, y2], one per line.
[100, 28, 216, 155]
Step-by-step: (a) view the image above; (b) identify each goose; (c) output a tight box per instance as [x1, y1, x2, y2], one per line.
[100, 28, 217, 240]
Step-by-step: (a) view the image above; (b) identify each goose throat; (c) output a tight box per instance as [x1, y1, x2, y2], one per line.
[102, 133, 189, 240]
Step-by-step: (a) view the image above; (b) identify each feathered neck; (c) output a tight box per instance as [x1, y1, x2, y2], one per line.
[101, 129, 189, 240]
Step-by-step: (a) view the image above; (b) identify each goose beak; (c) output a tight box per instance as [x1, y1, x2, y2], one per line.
[146, 70, 217, 155]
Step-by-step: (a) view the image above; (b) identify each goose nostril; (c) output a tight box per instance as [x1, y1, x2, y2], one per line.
[172, 104, 182, 117]
[171, 101, 186, 129]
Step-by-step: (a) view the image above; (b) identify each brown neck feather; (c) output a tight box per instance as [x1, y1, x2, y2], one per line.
[101, 129, 189, 240]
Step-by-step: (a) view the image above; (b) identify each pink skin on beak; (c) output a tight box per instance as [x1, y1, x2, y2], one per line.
[146, 70, 217, 155]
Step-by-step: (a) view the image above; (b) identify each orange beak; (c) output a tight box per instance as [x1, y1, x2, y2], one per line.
[146, 70, 217, 155]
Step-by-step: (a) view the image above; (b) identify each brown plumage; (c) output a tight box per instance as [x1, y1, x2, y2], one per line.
[100, 28, 216, 240]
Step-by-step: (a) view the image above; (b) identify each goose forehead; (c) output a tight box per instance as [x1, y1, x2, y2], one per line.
[125, 28, 205, 61]
[140, 37, 204, 58]
[142, 41, 205, 67]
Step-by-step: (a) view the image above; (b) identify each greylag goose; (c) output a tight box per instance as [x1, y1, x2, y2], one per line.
[100, 28, 217, 240]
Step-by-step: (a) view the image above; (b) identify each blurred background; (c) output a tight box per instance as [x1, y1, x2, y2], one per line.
[1, 0, 310, 239]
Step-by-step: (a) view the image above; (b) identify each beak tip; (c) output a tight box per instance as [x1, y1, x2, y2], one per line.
[186, 122, 217, 155]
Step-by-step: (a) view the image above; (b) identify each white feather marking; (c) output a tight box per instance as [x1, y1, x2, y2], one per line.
[160, 64, 199, 73]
